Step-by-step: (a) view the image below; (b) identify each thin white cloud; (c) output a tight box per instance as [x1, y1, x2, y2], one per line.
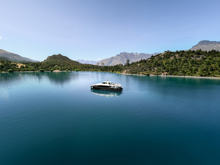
[0, 35, 2, 40]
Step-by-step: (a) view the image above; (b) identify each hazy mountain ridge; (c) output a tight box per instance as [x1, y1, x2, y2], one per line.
[77, 59, 97, 65]
[191, 40, 220, 51]
[97, 52, 153, 66]
[0, 49, 36, 62]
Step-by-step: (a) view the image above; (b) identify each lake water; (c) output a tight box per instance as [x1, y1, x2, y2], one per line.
[0, 72, 220, 165]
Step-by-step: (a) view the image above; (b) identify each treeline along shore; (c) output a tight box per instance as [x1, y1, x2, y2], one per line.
[1, 50, 220, 78]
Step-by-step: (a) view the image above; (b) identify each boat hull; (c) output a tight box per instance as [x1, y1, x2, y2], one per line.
[91, 89, 122, 97]
[91, 85, 123, 91]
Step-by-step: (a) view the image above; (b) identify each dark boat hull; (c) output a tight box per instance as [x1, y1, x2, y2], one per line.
[91, 86, 123, 91]
[91, 89, 122, 97]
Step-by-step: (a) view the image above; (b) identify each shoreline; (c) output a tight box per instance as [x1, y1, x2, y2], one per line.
[1, 71, 220, 80]
[157, 75, 220, 80]
[120, 73, 220, 80]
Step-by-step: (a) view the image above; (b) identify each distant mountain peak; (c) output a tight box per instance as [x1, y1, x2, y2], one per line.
[45, 54, 72, 61]
[43, 54, 79, 65]
[191, 40, 220, 51]
[198, 40, 220, 45]
[97, 52, 153, 66]
[77, 59, 97, 65]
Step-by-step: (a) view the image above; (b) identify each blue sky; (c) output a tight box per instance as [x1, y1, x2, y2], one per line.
[0, 0, 219, 61]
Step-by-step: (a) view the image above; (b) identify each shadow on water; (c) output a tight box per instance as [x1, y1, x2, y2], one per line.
[124, 75, 220, 94]
[0, 73, 23, 86]
[0, 72, 78, 86]
[39, 72, 77, 85]
[91, 89, 122, 97]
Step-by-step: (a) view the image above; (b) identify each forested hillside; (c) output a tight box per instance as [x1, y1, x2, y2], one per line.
[1, 50, 220, 77]
[0, 54, 123, 73]
[124, 50, 220, 77]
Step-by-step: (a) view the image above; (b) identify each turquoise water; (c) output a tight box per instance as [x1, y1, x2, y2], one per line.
[0, 72, 220, 165]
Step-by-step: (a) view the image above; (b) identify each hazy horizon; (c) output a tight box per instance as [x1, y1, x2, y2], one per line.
[0, 0, 220, 61]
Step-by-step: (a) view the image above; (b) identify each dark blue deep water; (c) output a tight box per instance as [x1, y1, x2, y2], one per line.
[0, 72, 220, 165]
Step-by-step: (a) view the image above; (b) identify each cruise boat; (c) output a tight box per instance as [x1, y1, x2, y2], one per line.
[91, 81, 123, 91]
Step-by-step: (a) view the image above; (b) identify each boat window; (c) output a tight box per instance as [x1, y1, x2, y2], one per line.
[102, 81, 113, 85]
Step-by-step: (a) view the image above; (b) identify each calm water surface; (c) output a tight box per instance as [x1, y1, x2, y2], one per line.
[0, 72, 220, 165]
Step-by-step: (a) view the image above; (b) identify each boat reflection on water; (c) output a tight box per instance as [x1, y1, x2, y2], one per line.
[91, 89, 122, 97]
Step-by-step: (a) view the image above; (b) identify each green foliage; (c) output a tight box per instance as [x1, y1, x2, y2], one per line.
[8, 69, 14, 73]
[1, 51, 220, 77]
[0, 54, 124, 73]
[0, 59, 18, 72]
[124, 50, 220, 77]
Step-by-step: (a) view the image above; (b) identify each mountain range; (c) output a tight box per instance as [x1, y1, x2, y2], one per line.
[1, 41, 220, 77]
[0, 49, 35, 62]
[1, 40, 220, 65]
[94, 40, 220, 66]
[97, 52, 153, 66]
[76, 59, 97, 65]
